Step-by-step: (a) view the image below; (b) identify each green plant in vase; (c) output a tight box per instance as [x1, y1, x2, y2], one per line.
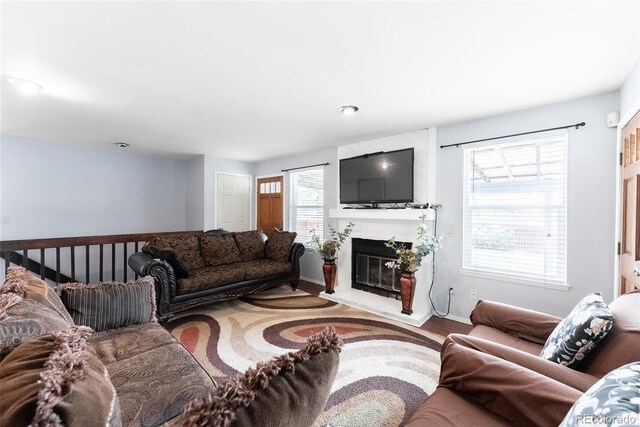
[309, 222, 354, 294]
[310, 222, 354, 260]
[385, 215, 443, 314]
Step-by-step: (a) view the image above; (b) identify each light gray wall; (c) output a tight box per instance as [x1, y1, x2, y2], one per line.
[0, 135, 187, 239]
[255, 147, 338, 284]
[434, 91, 619, 319]
[185, 155, 205, 230]
[203, 155, 254, 231]
[620, 58, 640, 121]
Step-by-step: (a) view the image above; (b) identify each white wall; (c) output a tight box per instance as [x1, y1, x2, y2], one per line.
[434, 91, 620, 320]
[0, 136, 188, 239]
[185, 155, 205, 230]
[255, 147, 338, 284]
[620, 58, 640, 122]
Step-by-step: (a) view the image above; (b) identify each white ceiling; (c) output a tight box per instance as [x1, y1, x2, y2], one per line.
[1, 1, 639, 162]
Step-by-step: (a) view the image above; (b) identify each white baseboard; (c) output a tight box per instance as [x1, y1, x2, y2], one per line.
[443, 314, 472, 325]
[300, 276, 324, 286]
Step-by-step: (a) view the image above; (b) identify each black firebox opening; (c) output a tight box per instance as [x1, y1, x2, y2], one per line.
[351, 238, 412, 299]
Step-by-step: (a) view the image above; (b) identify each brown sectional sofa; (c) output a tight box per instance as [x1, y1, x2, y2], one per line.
[0, 268, 215, 426]
[407, 290, 640, 426]
[128, 229, 305, 320]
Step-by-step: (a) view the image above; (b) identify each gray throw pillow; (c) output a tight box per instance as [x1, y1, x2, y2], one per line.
[56, 276, 157, 332]
[540, 293, 614, 369]
[560, 362, 640, 427]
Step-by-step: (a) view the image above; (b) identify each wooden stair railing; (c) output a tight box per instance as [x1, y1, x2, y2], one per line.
[0, 231, 201, 284]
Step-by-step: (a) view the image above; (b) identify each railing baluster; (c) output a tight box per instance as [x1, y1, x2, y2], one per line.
[56, 248, 61, 283]
[111, 243, 116, 281]
[134, 242, 140, 279]
[99, 245, 104, 282]
[85, 245, 90, 283]
[40, 248, 45, 279]
[3, 252, 8, 274]
[70, 246, 76, 282]
[123, 243, 128, 282]
[22, 250, 28, 267]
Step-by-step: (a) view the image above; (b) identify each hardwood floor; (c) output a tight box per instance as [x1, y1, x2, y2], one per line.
[297, 279, 472, 336]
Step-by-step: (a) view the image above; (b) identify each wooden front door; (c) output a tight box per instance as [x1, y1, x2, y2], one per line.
[257, 176, 283, 239]
[619, 110, 640, 295]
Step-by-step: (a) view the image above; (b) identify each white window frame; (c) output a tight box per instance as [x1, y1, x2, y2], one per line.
[461, 132, 569, 290]
[288, 167, 324, 248]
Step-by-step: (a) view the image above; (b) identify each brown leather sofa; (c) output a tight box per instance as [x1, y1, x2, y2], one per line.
[406, 290, 640, 426]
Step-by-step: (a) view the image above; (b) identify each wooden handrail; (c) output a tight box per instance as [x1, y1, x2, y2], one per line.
[0, 231, 201, 251]
[1, 230, 202, 284]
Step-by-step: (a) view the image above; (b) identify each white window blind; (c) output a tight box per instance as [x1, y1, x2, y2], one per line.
[289, 168, 324, 247]
[462, 133, 568, 285]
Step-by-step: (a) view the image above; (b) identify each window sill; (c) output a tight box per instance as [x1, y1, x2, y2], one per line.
[459, 269, 570, 292]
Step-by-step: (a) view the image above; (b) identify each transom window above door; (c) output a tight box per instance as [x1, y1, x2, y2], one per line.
[259, 181, 281, 194]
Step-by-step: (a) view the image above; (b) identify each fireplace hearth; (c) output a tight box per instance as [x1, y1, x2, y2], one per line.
[351, 238, 411, 299]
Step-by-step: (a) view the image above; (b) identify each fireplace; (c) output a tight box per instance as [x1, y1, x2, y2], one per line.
[351, 238, 411, 299]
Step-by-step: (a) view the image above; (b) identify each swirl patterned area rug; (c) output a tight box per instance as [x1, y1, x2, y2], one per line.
[166, 287, 444, 427]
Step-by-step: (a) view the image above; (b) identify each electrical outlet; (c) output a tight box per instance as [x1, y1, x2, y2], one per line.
[0, 216, 10, 224]
[470, 288, 478, 300]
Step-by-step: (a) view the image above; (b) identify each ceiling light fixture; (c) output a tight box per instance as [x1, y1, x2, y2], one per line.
[339, 105, 359, 115]
[7, 77, 43, 96]
[114, 142, 130, 148]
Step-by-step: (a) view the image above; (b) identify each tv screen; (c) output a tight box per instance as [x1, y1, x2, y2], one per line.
[340, 148, 414, 204]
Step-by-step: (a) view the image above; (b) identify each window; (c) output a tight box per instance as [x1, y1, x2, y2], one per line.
[462, 133, 568, 286]
[289, 168, 324, 247]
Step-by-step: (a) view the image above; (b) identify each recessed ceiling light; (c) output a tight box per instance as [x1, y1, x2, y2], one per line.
[7, 77, 42, 96]
[339, 105, 359, 115]
[114, 142, 130, 148]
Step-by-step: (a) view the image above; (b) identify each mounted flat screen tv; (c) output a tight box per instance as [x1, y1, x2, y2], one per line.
[340, 148, 414, 205]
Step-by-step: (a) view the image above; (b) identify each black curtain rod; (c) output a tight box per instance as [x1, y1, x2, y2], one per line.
[440, 122, 586, 149]
[281, 162, 330, 172]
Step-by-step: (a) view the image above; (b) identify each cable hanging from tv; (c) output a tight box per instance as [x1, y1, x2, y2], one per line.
[281, 162, 330, 172]
[440, 122, 586, 149]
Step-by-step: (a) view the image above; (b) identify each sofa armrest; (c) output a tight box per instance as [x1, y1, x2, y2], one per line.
[470, 300, 562, 345]
[289, 243, 305, 276]
[128, 252, 177, 317]
[445, 334, 598, 392]
[439, 340, 581, 427]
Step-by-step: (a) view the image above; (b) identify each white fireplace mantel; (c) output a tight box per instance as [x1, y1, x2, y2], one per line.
[321, 208, 436, 327]
[328, 208, 435, 221]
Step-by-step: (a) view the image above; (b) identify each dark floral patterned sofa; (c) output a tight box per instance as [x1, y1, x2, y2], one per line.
[128, 229, 305, 320]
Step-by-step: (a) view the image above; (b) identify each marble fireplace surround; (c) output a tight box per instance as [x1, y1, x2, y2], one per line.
[321, 208, 436, 326]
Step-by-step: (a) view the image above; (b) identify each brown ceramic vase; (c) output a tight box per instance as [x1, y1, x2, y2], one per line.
[400, 271, 416, 315]
[322, 259, 337, 294]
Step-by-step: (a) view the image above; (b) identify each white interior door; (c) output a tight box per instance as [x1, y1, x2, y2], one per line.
[216, 173, 251, 232]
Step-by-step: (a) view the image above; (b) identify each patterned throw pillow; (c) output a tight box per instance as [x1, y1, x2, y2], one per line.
[540, 293, 614, 369]
[143, 235, 205, 276]
[56, 276, 157, 332]
[233, 230, 266, 261]
[200, 233, 242, 266]
[1, 266, 74, 324]
[168, 327, 342, 427]
[559, 362, 640, 427]
[265, 230, 297, 263]
[0, 294, 71, 359]
[0, 326, 122, 427]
